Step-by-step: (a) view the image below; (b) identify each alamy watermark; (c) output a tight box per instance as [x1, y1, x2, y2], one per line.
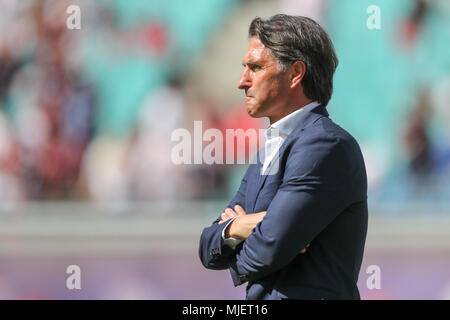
[171, 121, 280, 174]
[66, 4, 81, 30]
[366, 264, 381, 290]
[366, 5, 381, 30]
[66, 265, 81, 290]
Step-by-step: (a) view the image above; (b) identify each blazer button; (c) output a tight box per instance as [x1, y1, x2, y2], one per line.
[210, 248, 220, 256]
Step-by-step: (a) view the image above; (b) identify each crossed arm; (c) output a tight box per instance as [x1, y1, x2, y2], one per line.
[227, 136, 352, 285]
[199, 134, 351, 286]
[219, 205, 309, 254]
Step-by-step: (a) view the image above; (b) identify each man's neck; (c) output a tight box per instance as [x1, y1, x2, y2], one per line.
[268, 100, 313, 124]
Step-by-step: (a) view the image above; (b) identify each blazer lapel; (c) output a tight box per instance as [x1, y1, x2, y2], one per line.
[249, 105, 329, 212]
[246, 154, 263, 212]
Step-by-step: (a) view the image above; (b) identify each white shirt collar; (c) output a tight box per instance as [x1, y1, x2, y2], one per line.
[265, 101, 320, 139]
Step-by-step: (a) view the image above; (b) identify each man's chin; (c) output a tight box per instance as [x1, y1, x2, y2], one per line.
[246, 105, 263, 118]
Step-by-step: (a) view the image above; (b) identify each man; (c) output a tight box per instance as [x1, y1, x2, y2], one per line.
[199, 14, 368, 300]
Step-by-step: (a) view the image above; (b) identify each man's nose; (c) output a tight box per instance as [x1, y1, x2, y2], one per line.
[237, 69, 251, 90]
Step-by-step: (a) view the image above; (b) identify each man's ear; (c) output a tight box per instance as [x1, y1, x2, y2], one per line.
[290, 61, 306, 89]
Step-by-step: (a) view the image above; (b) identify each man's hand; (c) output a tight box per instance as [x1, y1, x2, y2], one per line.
[218, 205, 266, 240]
[299, 244, 310, 254]
[218, 205, 247, 224]
[219, 204, 310, 253]
[226, 210, 267, 240]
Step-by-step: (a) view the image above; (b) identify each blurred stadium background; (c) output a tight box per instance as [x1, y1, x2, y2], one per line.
[0, 0, 449, 299]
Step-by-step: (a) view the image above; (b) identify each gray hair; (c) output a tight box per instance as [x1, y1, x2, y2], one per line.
[249, 14, 338, 106]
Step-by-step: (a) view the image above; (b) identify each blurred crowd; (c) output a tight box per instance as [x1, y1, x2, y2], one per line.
[0, 0, 265, 205]
[0, 0, 449, 207]
[0, 1, 96, 202]
[371, 0, 450, 204]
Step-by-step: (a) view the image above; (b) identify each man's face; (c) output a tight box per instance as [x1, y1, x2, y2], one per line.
[238, 37, 290, 119]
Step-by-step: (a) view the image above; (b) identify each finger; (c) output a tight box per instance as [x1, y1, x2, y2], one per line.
[254, 211, 267, 221]
[221, 211, 233, 221]
[225, 208, 237, 216]
[218, 212, 226, 224]
[234, 205, 246, 216]
[255, 211, 267, 217]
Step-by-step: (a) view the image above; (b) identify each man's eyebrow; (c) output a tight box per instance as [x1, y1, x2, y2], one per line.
[242, 61, 262, 67]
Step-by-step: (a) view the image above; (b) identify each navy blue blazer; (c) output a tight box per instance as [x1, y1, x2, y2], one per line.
[199, 105, 368, 300]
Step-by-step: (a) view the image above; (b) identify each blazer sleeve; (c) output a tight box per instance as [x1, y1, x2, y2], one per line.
[229, 134, 354, 285]
[198, 166, 251, 270]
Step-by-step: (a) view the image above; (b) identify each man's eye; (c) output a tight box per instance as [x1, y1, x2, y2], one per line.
[251, 65, 261, 71]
